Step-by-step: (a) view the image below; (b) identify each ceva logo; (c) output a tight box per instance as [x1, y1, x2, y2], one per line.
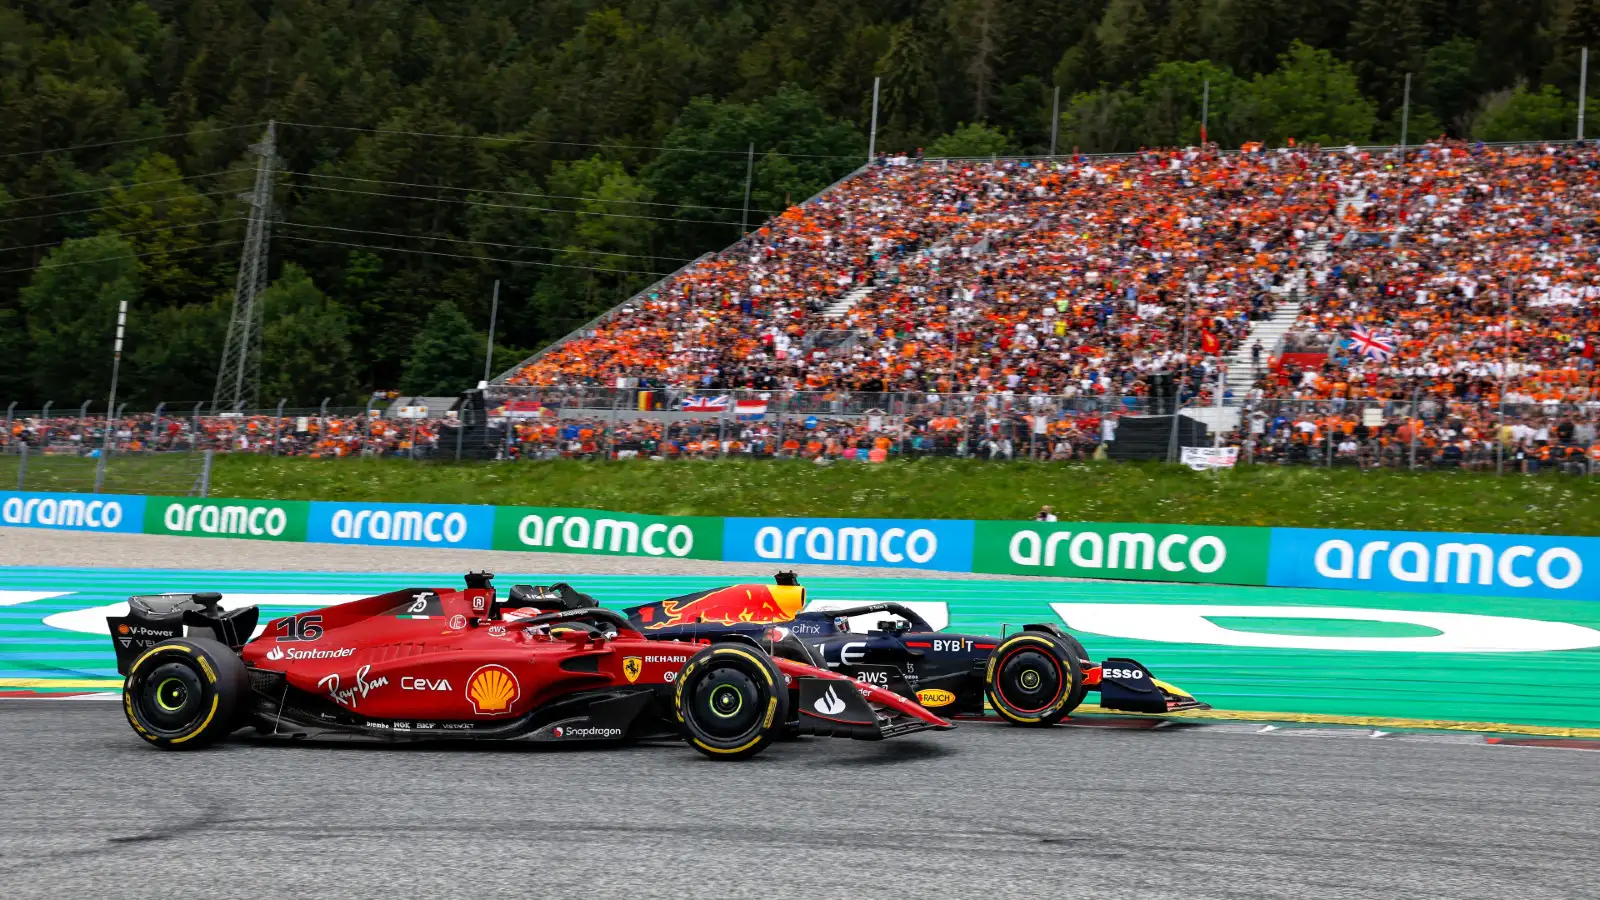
[3, 495, 127, 529]
[164, 502, 287, 536]
[514, 513, 694, 557]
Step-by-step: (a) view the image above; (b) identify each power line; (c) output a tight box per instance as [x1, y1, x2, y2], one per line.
[0, 170, 235, 207]
[0, 217, 246, 254]
[293, 182, 748, 226]
[280, 221, 697, 262]
[282, 170, 781, 215]
[278, 121, 864, 160]
[280, 234, 671, 277]
[0, 187, 245, 226]
[0, 239, 243, 276]
[0, 123, 264, 161]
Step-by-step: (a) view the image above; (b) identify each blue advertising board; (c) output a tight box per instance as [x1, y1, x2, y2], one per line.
[1267, 527, 1600, 602]
[0, 491, 146, 533]
[307, 501, 494, 549]
[722, 516, 975, 572]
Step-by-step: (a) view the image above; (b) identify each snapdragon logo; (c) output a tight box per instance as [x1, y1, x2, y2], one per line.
[1313, 539, 1582, 591]
[1007, 529, 1226, 574]
[331, 508, 468, 544]
[753, 525, 938, 565]
[515, 513, 693, 557]
[163, 502, 287, 537]
[3, 496, 123, 529]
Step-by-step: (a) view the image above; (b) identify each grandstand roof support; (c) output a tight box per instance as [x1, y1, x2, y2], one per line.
[213, 121, 277, 412]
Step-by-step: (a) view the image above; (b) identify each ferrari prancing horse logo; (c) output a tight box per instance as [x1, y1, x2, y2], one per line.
[623, 657, 642, 683]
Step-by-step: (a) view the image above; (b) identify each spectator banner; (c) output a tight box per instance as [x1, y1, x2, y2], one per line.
[491, 506, 722, 560]
[144, 496, 309, 542]
[0, 491, 145, 533]
[723, 517, 975, 572]
[1267, 528, 1600, 602]
[1179, 447, 1238, 470]
[308, 501, 493, 549]
[973, 521, 1272, 585]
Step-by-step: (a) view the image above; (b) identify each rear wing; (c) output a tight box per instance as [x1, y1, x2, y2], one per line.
[107, 593, 259, 676]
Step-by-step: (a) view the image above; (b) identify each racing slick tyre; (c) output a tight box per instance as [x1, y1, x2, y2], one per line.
[122, 637, 248, 750]
[1054, 632, 1092, 711]
[985, 631, 1083, 727]
[675, 643, 789, 760]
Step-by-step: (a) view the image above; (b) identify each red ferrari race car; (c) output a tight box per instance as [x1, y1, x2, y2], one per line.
[106, 573, 951, 760]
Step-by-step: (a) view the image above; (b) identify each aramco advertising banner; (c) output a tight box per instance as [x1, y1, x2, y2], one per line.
[491, 506, 723, 560]
[971, 521, 1271, 585]
[8, 491, 1600, 602]
[1267, 527, 1600, 602]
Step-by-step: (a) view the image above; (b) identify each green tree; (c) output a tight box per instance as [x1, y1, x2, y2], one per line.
[1423, 37, 1490, 133]
[876, 21, 942, 151]
[124, 299, 226, 405]
[1250, 41, 1378, 144]
[259, 264, 358, 405]
[1346, 0, 1426, 115]
[1059, 88, 1149, 152]
[928, 122, 1012, 158]
[399, 302, 478, 396]
[19, 235, 140, 403]
[93, 153, 221, 305]
[1471, 84, 1574, 141]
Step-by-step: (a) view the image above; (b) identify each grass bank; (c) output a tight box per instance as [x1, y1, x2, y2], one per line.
[199, 456, 1600, 536]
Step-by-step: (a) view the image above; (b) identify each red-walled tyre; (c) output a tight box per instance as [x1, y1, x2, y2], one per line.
[984, 631, 1083, 727]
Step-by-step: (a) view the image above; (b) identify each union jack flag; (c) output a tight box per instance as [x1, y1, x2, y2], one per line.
[680, 395, 730, 412]
[1347, 325, 1396, 362]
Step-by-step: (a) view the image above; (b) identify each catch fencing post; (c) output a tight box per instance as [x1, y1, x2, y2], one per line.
[153, 402, 165, 451]
[455, 398, 469, 461]
[78, 400, 91, 451]
[198, 449, 213, 497]
[1408, 388, 1420, 470]
[319, 398, 329, 451]
[192, 402, 203, 450]
[4, 401, 13, 439]
[40, 400, 52, 447]
[274, 398, 286, 455]
[16, 442, 26, 490]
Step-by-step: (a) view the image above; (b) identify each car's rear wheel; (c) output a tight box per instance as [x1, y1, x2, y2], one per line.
[123, 637, 248, 749]
[985, 632, 1082, 727]
[675, 644, 788, 760]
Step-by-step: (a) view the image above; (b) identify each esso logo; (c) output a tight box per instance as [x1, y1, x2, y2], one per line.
[1103, 667, 1145, 680]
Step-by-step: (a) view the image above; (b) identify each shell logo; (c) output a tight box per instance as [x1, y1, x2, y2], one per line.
[466, 664, 521, 715]
[916, 688, 957, 708]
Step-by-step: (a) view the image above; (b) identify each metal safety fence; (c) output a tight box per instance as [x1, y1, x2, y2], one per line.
[3, 389, 1597, 476]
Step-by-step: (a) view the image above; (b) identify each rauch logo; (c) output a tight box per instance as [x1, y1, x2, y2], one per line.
[753, 525, 937, 564]
[3, 496, 123, 528]
[515, 514, 694, 557]
[1007, 529, 1227, 574]
[1313, 539, 1582, 591]
[331, 508, 468, 543]
[164, 503, 287, 536]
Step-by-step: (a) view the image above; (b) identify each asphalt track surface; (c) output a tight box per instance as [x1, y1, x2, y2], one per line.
[2, 703, 1596, 900]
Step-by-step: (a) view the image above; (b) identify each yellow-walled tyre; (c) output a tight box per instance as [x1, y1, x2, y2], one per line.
[674, 644, 788, 760]
[985, 632, 1082, 727]
[123, 637, 248, 750]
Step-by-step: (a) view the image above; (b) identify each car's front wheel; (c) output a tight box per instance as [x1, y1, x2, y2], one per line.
[985, 631, 1083, 726]
[674, 644, 788, 760]
[122, 637, 248, 749]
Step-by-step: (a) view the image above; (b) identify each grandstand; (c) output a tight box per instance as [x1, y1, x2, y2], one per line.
[477, 140, 1600, 469]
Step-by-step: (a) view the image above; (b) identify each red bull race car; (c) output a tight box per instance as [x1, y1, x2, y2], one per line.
[106, 573, 951, 760]
[622, 574, 1209, 726]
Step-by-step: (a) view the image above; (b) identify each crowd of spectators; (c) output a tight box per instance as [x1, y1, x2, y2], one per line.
[504, 139, 1600, 420]
[1, 411, 444, 458]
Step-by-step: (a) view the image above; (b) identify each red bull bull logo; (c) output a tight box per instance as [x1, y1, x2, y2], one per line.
[640, 584, 805, 629]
